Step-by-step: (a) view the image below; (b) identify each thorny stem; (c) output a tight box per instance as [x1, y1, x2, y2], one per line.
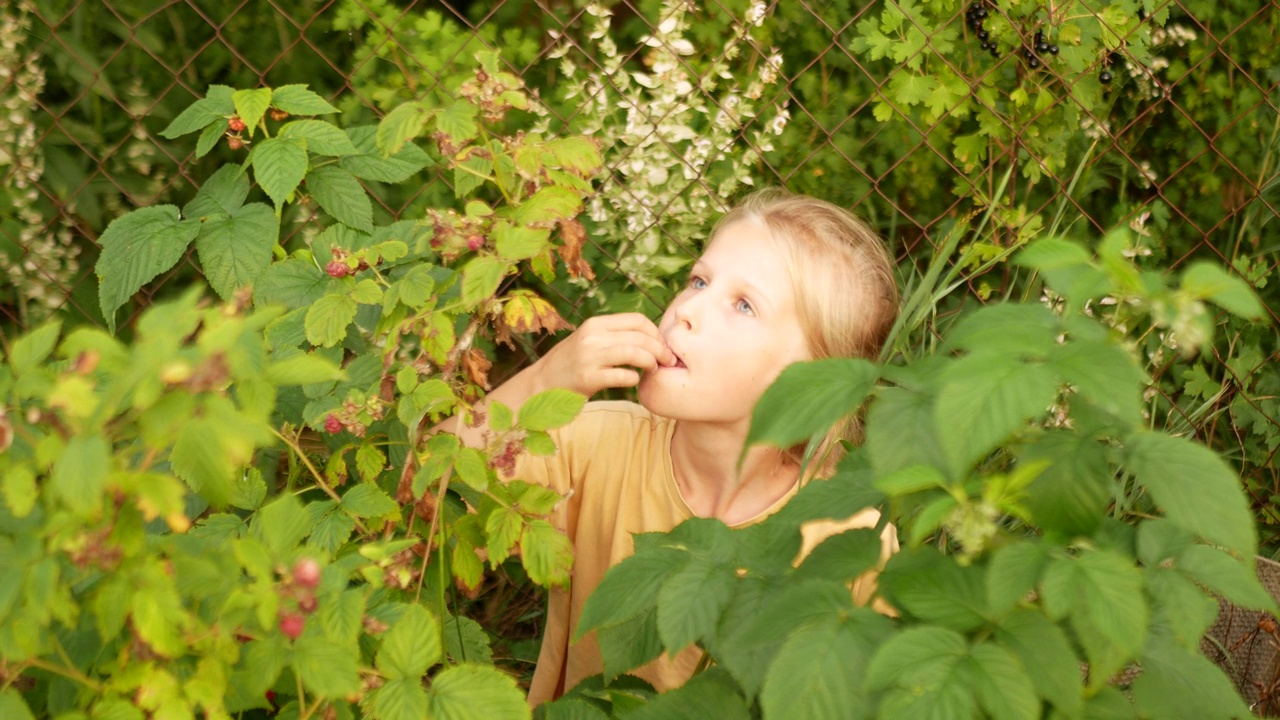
[273, 426, 370, 536]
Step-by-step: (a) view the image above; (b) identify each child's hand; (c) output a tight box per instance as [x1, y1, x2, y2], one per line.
[532, 313, 677, 397]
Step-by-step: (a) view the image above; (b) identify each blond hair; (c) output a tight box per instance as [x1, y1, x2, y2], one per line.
[710, 188, 899, 468]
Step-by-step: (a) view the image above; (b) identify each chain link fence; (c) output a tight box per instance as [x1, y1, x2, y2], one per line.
[2, 0, 1278, 543]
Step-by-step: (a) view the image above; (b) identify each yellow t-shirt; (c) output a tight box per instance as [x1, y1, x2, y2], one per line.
[512, 401, 897, 706]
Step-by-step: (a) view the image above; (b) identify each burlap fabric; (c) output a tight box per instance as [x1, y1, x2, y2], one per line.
[1202, 556, 1280, 717]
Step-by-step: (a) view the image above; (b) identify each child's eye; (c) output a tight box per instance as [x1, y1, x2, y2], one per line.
[688, 276, 707, 289]
[735, 298, 755, 315]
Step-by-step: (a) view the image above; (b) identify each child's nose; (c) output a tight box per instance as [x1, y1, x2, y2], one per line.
[672, 292, 704, 330]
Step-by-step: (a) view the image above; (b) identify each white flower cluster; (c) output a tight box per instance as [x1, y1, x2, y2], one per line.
[544, 0, 788, 293]
[1125, 23, 1198, 100]
[1, 1, 79, 323]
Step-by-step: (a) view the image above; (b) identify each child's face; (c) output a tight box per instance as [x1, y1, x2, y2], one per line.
[638, 218, 811, 427]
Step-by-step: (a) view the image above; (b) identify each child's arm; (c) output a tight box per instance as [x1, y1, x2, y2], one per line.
[441, 313, 676, 448]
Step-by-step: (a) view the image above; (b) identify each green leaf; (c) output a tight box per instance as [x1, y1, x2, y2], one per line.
[251, 136, 309, 208]
[369, 678, 429, 720]
[545, 137, 603, 175]
[935, 355, 1058, 477]
[521, 519, 573, 588]
[628, 669, 750, 720]
[280, 119, 358, 156]
[254, 494, 311, 556]
[232, 87, 273, 136]
[1048, 338, 1144, 425]
[253, 257, 327, 309]
[51, 434, 109, 516]
[443, 615, 493, 664]
[395, 264, 437, 308]
[968, 642, 1040, 720]
[340, 126, 431, 183]
[1131, 637, 1252, 720]
[760, 614, 891, 720]
[307, 166, 373, 231]
[92, 698, 143, 720]
[1125, 431, 1256, 556]
[1146, 566, 1220, 648]
[1177, 545, 1276, 612]
[304, 293, 358, 348]
[161, 97, 224, 139]
[1019, 430, 1111, 537]
[341, 484, 398, 519]
[598, 608, 663, 682]
[879, 547, 988, 632]
[747, 358, 879, 451]
[270, 84, 340, 115]
[865, 626, 971, 701]
[9, 319, 61, 375]
[511, 185, 582, 225]
[576, 548, 688, 639]
[96, 205, 200, 332]
[377, 102, 431, 157]
[436, 100, 479, 144]
[426, 664, 531, 720]
[656, 557, 735, 651]
[485, 507, 524, 567]
[194, 202, 278, 300]
[946, 303, 1060, 357]
[1016, 237, 1093, 271]
[319, 589, 365, 645]
[1181, 261, 1263, 318]
[986, 541, 1049, 615]
[518, 388, 586, 431]
[2, 465, 37, 518]
[183, 164, 249, 218]
[793, 529, 882, 584]
[265, 353, 345, 385]
[0, 688, 36, 720]
[864, 384, 947, 476]
[293, 635, 361, 698]
[460, 255, 510, 307]
[378, 604, 442, 679]
[356, 442, 386, 482]
[493, 223, 550, 261]
[196, 117, 229, 157]
[994, 609, 1083, 717]
[1040, 550, 1147, 659]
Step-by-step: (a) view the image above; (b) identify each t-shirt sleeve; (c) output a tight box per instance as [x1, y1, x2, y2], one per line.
[501, 402, 615, 497]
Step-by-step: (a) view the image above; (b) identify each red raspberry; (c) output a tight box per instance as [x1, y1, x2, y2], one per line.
[279, 613, 305, 640]
[294, 557, 321, 589]
[323, 414, 342, 434]
[228, 115, 247, 132]
[227, 136, 244, 151]
[466, 235, 484, 251]
[270, 108, 289, 122]
[297, 594, 318, 614]
[325, 261, 350, 278]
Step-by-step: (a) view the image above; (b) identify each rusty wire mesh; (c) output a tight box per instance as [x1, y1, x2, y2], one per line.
[1, 0, 1278, 545]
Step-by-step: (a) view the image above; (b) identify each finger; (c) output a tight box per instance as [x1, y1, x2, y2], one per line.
[594, 329, 675, 367]
[594, 312, 663, 337]
[597, 342, 664, 372]
[594, 367, 642, 390]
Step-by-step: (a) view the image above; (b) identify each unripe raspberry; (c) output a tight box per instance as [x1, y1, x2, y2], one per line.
[294, 557, 321, 589]
[325, 261, 350, 278]
[270, 108, 289, 122]
[297, 594, 318, 614]
[227, 136, 244, 151]
[279, 613, 305, 640]
[228, 115, 247, 132]
[323, 414, 342, 434]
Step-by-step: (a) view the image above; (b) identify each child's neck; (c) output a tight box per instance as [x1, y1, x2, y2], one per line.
[669, 421, 800, 525]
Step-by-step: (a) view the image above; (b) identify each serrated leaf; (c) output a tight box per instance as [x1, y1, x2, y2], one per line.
[96, 205, 200, 333]
[293, 635, 361, 698]
[1048, 338, 1144, 425]
[1040, 550, 1147, 659]
[511, 185, 582, 225]
[426, 664, 530, 720]
[184, 164, 250, 218]
[968, 642, 1040, 720]
[935, 355, 1057, 477]
[598, 608, 664, 682]
[1177, 545, 1276, 612]
[395, 265, 436, 308]
[9, 319, 61, 375]
[340, 125, 431, 182]
[656, 557, 735, 651]
[341, 484, 398, 519]
[377, 101, 431, 157]
[232, 88, 273, 136]
[251, 136, 309, 208]
[460, 255, 510, 307]
[879, 547, 988, 632]
[946, 303, 1060, 357]
[518, 388, 586, 431]
[1126, 431, 1256, 556]
[195, 202, 278, 300]
[748, 358, 879, 452]
[1131, 637, 1251, 720]
[370, 678, 429, 720]
[761, 615, 892, 720]
[452, 447, 490, 491]
[378, 604, 442, 679]
[195, 118, 228, 158]
[160, 97, 224, 139]
[627, 669, 750, 720]
[280, 119, 358, 156]
[485, 507, 523, 567]
[577, 547, 688, 640]
[170, 419, 238, 506]
[521, 519, 573, 588]
[436, 100, 479, 144]
[545, 137, 602, 175]
[270, 84, 340, 116]
[253, 257, 327, 309]
[994, 609, 1083, 716]
[355, 441, 387, 483]
[304, 293, 358, 348]
[493, 223, 550, 261]
[307, 508, 355, 556]
[265, 353, 344, 385]
[986, 542, 1049, 615]
[50, 434, 108, 516]
[444, 615, 493, 665]
[254, 494, 311, 556]
[306, 166, 373, 231]
[1181, 261, 1263, 318]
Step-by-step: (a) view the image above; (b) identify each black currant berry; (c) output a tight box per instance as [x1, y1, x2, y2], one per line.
[1048, 44, 1059, 55]
[1029, 57, 1041, 68]
[1036, 42, 1049, 53]
[1034, 31, 1044, 43]
[1099, 70, 1113, 83]
[981, 41, 991, 50]
[978, 30, 989, 40]
[976, 7, 988, 18]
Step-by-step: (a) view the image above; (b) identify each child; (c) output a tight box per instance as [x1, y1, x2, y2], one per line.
[450, 188, 900, 704]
